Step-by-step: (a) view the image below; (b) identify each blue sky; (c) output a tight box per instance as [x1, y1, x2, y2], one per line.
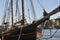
[0, 0, 60, 25]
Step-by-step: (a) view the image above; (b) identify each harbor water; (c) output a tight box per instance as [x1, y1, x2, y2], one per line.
[41, 29, 60, 40]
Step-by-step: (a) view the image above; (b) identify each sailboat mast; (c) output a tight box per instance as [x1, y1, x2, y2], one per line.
[11, 0, 14, 27]
[22, 0, 25, 25]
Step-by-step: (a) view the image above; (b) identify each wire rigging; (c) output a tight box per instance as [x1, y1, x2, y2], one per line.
[25, 0, 31, 23]
[2, 0, 9, 25]
[18, 27, 23, 40]
[42, 29, 58, 40]
[37, 0, 44, 10]
[50, 29, 58, 38]
[6, 1, 11, 23]
[15, 0, 21, 22]
[29, 0, 37, 21]
[18, 0, 24, 40]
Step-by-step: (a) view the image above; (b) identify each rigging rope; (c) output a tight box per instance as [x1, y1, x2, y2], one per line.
[18, 27, 23, 40]
[25, 0, 31, 23]
[27, 8, 31, 23]
[2, 0, 9, 24]
[50, 29, 58, 38]
[29, 0, 37, 21]
[6, 1, 11, 23]
[18, 0, 23, 40]
[15, 0, 21, 22]
[15, 0, 18, 22]
[42, 29, 58, 40]
[37, 0, 44, 10]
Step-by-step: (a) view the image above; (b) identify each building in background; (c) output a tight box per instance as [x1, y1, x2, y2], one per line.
[51, 18, 60, 29]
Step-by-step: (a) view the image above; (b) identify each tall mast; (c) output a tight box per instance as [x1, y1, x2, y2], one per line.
[22, 0, 25, 25]
[11, 0, 14, 27]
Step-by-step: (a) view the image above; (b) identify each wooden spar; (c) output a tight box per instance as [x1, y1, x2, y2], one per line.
[34, 6, 60, 27]
[22, 0, 25, 25]
[11, 0, 14, 27]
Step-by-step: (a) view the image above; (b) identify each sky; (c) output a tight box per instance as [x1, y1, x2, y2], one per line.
[0, 0, 60, 25]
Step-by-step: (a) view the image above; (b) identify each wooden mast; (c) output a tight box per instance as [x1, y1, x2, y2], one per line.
[22, 0, 25, 25]
[11, 0, 14, 27]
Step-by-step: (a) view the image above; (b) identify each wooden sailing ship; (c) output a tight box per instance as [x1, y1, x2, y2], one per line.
[0, 0, 60, 40]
